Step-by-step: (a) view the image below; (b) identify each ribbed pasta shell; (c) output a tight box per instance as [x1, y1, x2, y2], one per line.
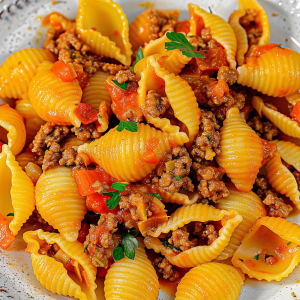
[266, 152, 300, 209]
[175, 262, 244, 300]
[286, 90, 300, 106]
[78, 123, 176, 182]
[143, 34, 169, 57]
[76, 0, 132, 65]
[60, 133, 90, 151]
[216, 107, 264, 192]
[0, 104, 26, 156]
[0, 48, 56, 99]
[160, 189, 200, 206]
[35, 166, 86, 242]
[23, 230, 97, 300]
[28, 61, 82, 127]
[145, 203, 243, 268]
[188, 3, 237, 69]
[0, 145, 35, 236]
[16, 151, 37, 170]
[237, 47, 300, 97]
[232, 216, 300, 281]
[252, 96, 300, 138]
[215, 184, 266, 260]
[271, 140, 300, 172]
[104, 238, 159, 300]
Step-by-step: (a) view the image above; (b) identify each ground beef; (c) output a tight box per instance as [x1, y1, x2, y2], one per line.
[59, 147, 77, 166]
[27, 209, 56, 232]
[145, 90, 170, 118]
[191, 109, 221, 162]
[113, 70, 136, 84]
[71, 124, 101, 141]
[38, 242, 60, 257]
[217, 66, 238, 85]
[193, 163, 230, 202]
[101, 63, 128, 75]
[168, 226, 196, 251]
[193, 222, 219, 245]
[153, 257, 180, 281]
[42, 142, 61, 171]
[187, 35, 207, 51]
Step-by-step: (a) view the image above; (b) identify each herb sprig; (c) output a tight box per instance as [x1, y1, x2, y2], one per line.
[117, 120, 138, 132]
[144, 193, 162, 200]
[159, 237, 181, 251]
[130, 47, 144, 71]
[103, 182, 129, 210]
[112, 80, 128, 91]
[6, 212, 14, 217]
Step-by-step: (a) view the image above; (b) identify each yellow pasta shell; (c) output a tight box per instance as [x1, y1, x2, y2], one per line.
[252, 96, 300, 138]
[104, 238, 159, 300]
[78, 123, 177, 182]
[232, 216, 300, 281]
[23, 230, 97, 300]
[175, 262, 244, 300]
[60, 133, 90, 151]
[215, 184, 266, 260]
[0, 145, 35, 236]
[143, 34, 169, 57]
[0, 104, 26, 156]
[160, 189, 200, 206]
[0, 48, 56, 99]
[216, 107, 264, 192]
[35, 166, 87, 242]
[76, 0, 132, 65]
[286, 90, 300, 106]
[146, 203, 243, 268]
[28, 61, 82, 127]
[188, 3, 237, 69]
[266, 152, 300, 209]
[237, 47, 300, 97]
[16, 151, 37, 170]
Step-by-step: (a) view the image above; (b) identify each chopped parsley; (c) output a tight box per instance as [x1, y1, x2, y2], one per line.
[112, 80, 129, 91]
[112, 246, 125, 261]
[98, 115, 102, 120]
[206, 135, 212, 142]
[117, 120, 138, 133]
[254, 254, 260, 260]
[159, 237, 181, 251]
[144, 193, 162, 200]
[84, 244, 89, 253]
[278, 44, 283, 48]
[175, 176, 181, 181]
[111, 182, 129, 191]
[287, 242, 291, 246]
[103, 191, 120, 209]
[130, 47, 144, 71]
[6, 212, 14, 217]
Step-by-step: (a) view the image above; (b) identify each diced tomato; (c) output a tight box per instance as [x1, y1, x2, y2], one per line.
[0, 142, 3, 153]
[244, 259, 256, 268]
[73, 63, 89, 90]
[253, 43, 280, 57]
[74, 103, 99, 125]
[73, 168, 116, 196]
[52, 60, 75, 82]
[291, 101, 300, 123]
[276, 245, 288, 254]
[142, 150, 159, 164]
[175, 20, 190, 34]
[0, 213, 15, 250]
[77, 222, 90, 243]
[207, 80, 229, 100]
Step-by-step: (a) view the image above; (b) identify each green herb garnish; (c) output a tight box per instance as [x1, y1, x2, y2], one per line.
[103, 191, 121, 209]
[175, 176, 180, 181]
[84, 244, 89, 253]
[112, 231, 139, 261]
[6, 212, 14, 217]
[112, 246, 125, 261]
[278, 44, 283, 48]
[117, 120, 138, 133]
[111, 182, 129, 191]
[206, 135, 212, 142]
[165, 32, 204, 58]
[254, 254, 260, 260]
[144, 193, 162, 200]
[112, 80, 129, 91]
[129, 227, 138, 236]
[98, 115, 102, 120]
[287, 242, 291, 246]
[94, 257, 104, 267]
[130, 47, 144, 71]
[159, 237, 181, 251]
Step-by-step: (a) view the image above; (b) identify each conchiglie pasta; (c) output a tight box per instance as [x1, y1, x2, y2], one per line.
[216, 107, 275, 192]
[28, 61, 82, 127]
[0, 48, 56, 99]
[160, 189, 200, 206]
[0, 104, 26, 156]
[215, 184, 266, 260]
[16, 151, 37, 170]
[76, 0, 132, 65]
[266, 152, 300, 209]
[175, 262, 244, 300]
[60, 133, 91, 151]
[78, 123, 178, 182]
[188, 3, 237, 69]
[0, 145, 35, 236]
[237, 47, 300, 97]
[286, 90, 300, 106]
[252, 96, 300, 138]
[145, 204, 243, 268]
[104, 238, 159, 300]
[35, 166, 86, 242]
[23, 230, 97, 300]
[232, 216, 300, 281]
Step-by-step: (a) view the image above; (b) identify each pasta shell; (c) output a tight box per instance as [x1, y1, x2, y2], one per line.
[175, 262, 244, 300]
[286, 90, 300, 106]
[0, 104, 26, 156]
[0, 48, 56, 99]
[237, 47, 300, 97]
[216, 107, 273, 192]
[76, 0, 132, 65]
[145, 203, 243, 268]
[104, 237, 159, 300]
[252, 96, 300, 138]
[160, 189, 200, 206]
[266, 152, 300, 209]
[16, 151, 37, 170]
[23, 230, 97, 300]
[188, 3, 237, 69]
[28, 61, 82, 127]
[78, 123, 178, 182]
[143, 34, 169, 57]
[271, 140, 300, 172]
[232, 216, 300, 281]
[60, 133, 91, 151]
[0, 145, 35, 236]
[35, 166, 87, 242]
[215, 183, 266, 260]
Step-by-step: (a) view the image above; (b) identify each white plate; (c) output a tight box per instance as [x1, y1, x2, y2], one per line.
[0, 0, 300, 299]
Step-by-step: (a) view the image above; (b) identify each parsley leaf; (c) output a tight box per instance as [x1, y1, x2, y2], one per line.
[122, 232, 139, 260]
[175, 176, 180, 181]
[129, 227, 138, 236]
[159, 237, 181, 251]
[165, 32, 204, 58]
[113, 246, 125, 261]
[117, 120, 138, 133]
[144, 193, 162, 200]
[103, 191, 120, 209]
[84, 244, 89, 253]
[112, 80, 128, 91]
[111, 182, 129, 191]
[254, 254, 260, 260]
[98, 115, 102, 120]
[278, 44, 283, 48]
[130, 47, 144, 71]
[206, 135, 212, 142]
[6, 212, 14, 217]
[287, 242, 291, 246]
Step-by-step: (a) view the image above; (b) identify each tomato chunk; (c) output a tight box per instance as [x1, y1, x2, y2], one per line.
[0, 213, 15, 249]
[74, 103, 99, 125]
[253, 43, 280, 57]
[175, 20, 190, 34]
[52, 60, 75, 82]
[0, 142, 3, 153]
[291, 101, 300, 123]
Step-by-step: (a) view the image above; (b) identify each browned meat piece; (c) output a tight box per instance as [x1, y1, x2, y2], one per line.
[217, 66, 238, 85]
[114, 70, 136, 84]
[42, 142, 62, 171]
[187, 35, 207, 50]
[200, 224, 219, 245]
[168, 226, 196, 251]
[263, 191, 293, 218]
[145, 90, 170, 118]
[59, 147, 77, 166]
[201, 28, 212, 43]
[71, 124, 101, 141]
[38, 242, 60, 257]
[101, 63, 128, 75]
[153, 257, 180, 281]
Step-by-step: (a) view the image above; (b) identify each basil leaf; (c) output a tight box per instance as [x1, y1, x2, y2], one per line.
[111, 182, 129, 191]
[182, 50, 204, 58]
[113, 246, 125, 261]
[98, 115, 102, 120]
[123, 233, 139, 248]
[117, 121, 138, 133]
[112, 80, 128, 91]
[6, 212, 14, 217]
[144, 193, 162, 200]
[103, 191, 121, 209]
[129, 227, 138, 236]
[122, 238, 136, 260]
[136, 47, 144, 64]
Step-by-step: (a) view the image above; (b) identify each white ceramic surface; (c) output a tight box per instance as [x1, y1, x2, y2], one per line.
[0, 0, 300, 299]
